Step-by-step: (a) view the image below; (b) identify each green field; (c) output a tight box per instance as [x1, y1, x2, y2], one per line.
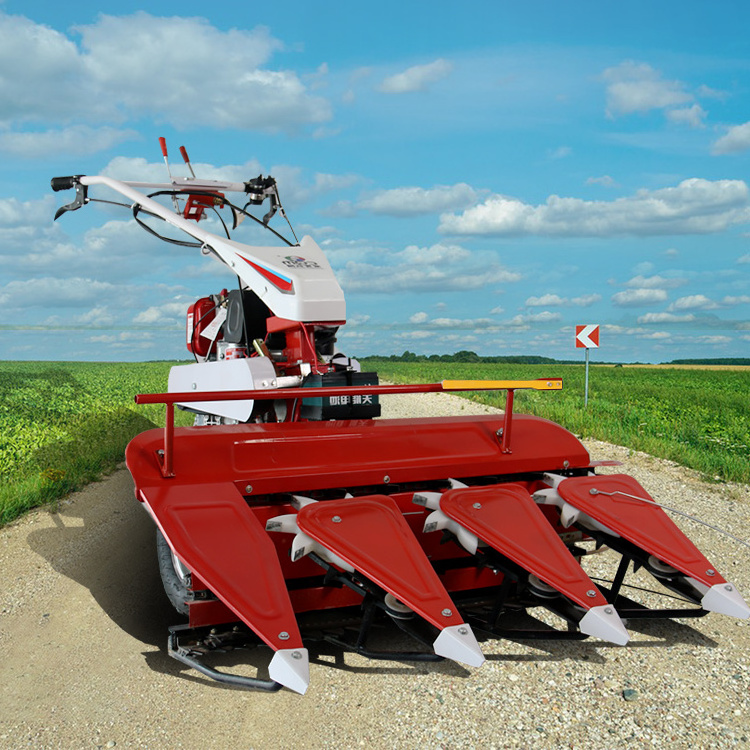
[0, 361, 192, 525]
[1, 360, 748, 527]
[363, 360, 750, 486]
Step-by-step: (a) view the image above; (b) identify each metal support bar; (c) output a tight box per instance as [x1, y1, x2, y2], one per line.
[162, 402, 175, 478]
[500, 389, 515, 454]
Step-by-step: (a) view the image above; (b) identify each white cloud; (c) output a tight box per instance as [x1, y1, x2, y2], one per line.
[439, 179, 750, 237]
[624, 274, 687, 289]
[611, 289, 668, 307]
[696, 335, 732, 345]
[525, 293, 601, 307]
[0, 277, 130, 308]
[338, 242, 521, 293]
[668, 294, 720, 311]
[586, 175, 618, 188]
[509, 311, 562, 325]
[378, 58, 453, 94]
[357, 183, 481, 217]
[430, 317, 497, 329]
[637, 312, 696, 323]
[0, 12, 330, 132]
[665, 104, 706, 129]
[712, 122, 750, 155]
[0, 125, 138, 158]
[722, 295, 750, 306]
[602, 61, 692, 117]
[394, 330, 435, 340]
[397, 313, 549, 332]
[739, 254, 750, 264]
[549, 146, 572, 160]
[665, 294, 750, 312]
[132, 301, 190, 325]
[0, 195, 56, 229]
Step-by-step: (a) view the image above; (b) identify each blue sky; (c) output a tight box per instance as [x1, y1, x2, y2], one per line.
[1, 1, 749, 363]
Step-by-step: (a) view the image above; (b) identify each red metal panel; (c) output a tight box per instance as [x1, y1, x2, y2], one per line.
[439, 485, 607, 609]
[126, 415, 590, 497]
[296, 495, 464, 630]
[139, 482, 303, 651]
[558, 475, 726, 587]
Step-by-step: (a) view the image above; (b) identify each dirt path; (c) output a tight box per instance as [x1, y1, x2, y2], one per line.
[1, 394, 748, 748]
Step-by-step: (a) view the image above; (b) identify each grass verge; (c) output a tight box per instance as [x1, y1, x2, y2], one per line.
[0, 361, 192, 526]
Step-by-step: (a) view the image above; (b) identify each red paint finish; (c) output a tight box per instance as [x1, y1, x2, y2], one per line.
[140, 482, 303, 651]
[439, 485, 607, 609]
[126, 415, 590, 497]
[123, 416, 593, 630]
[558, 474, 726, 587]
[297, 495, 464, 629]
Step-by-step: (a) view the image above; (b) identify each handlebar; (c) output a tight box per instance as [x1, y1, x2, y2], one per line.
[51, 175, 82, 192]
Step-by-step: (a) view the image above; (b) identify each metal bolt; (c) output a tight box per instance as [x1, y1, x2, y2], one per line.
[261, 381, 268, 388]
[278, 631, 290, 640]
[473, 503, 482, 509]
[547, 382, 553, 387]
[496, 428, 503, 437]
[706, 569, 716, 577]
[604, 607, 613, 615]
[458, 627, 468, 636]
[383, 475, 391, 484]
[563, 460, 570, 468]
[725, 584, 734, 592]
[589, 488, 599, 495]
[442, 608, 453, 617]
[191, 382, 197, 390]
[245, 484, 253, 494]
[332, 515, 342, 523]
[291, 651, 302, 660]
[586, 590, 597, 598]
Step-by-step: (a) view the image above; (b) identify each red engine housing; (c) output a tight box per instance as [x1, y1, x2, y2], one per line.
[186, 296, 221, 358]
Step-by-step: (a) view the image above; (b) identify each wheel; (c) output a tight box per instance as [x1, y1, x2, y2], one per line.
[156, 527, 190, 615]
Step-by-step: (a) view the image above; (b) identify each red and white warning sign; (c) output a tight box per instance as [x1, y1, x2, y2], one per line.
[575, 324, 600, 349]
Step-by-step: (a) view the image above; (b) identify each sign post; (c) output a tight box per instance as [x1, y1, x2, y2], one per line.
[575, 324, 600, 406]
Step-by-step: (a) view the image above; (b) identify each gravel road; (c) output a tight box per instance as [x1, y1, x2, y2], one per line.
[1, 392, 748, 749]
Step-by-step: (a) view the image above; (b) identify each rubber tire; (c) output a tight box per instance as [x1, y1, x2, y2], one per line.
[156, 527, 190, 616]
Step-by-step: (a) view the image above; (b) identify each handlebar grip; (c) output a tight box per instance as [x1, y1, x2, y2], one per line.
[159, 137, 168, 157]
[50, 175, 81, 191]
[179, 145, 189, 163]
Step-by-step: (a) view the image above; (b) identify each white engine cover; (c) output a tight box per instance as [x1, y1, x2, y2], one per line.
[212, 234, 346, 323]
[168, 357, 277, 421]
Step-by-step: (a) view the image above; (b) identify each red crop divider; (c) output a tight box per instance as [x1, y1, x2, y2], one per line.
[134, 379, 561, 479]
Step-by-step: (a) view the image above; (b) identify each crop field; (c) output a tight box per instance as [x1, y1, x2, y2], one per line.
[1, 360, 748, 526]
[0, 361, 193, 525]
[364, 360, 750, 486]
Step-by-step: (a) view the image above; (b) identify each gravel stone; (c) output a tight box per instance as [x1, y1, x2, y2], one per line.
[0, 389, 748, 748]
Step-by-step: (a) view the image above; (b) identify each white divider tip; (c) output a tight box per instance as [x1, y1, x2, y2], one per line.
[579, 604, 630, 645]
[269, 648, 310, 695]
[702, 582, 750, 619]
[433, 624, 485, 667]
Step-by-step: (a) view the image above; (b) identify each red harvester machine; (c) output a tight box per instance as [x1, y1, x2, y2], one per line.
[52, 142, 749, 693]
